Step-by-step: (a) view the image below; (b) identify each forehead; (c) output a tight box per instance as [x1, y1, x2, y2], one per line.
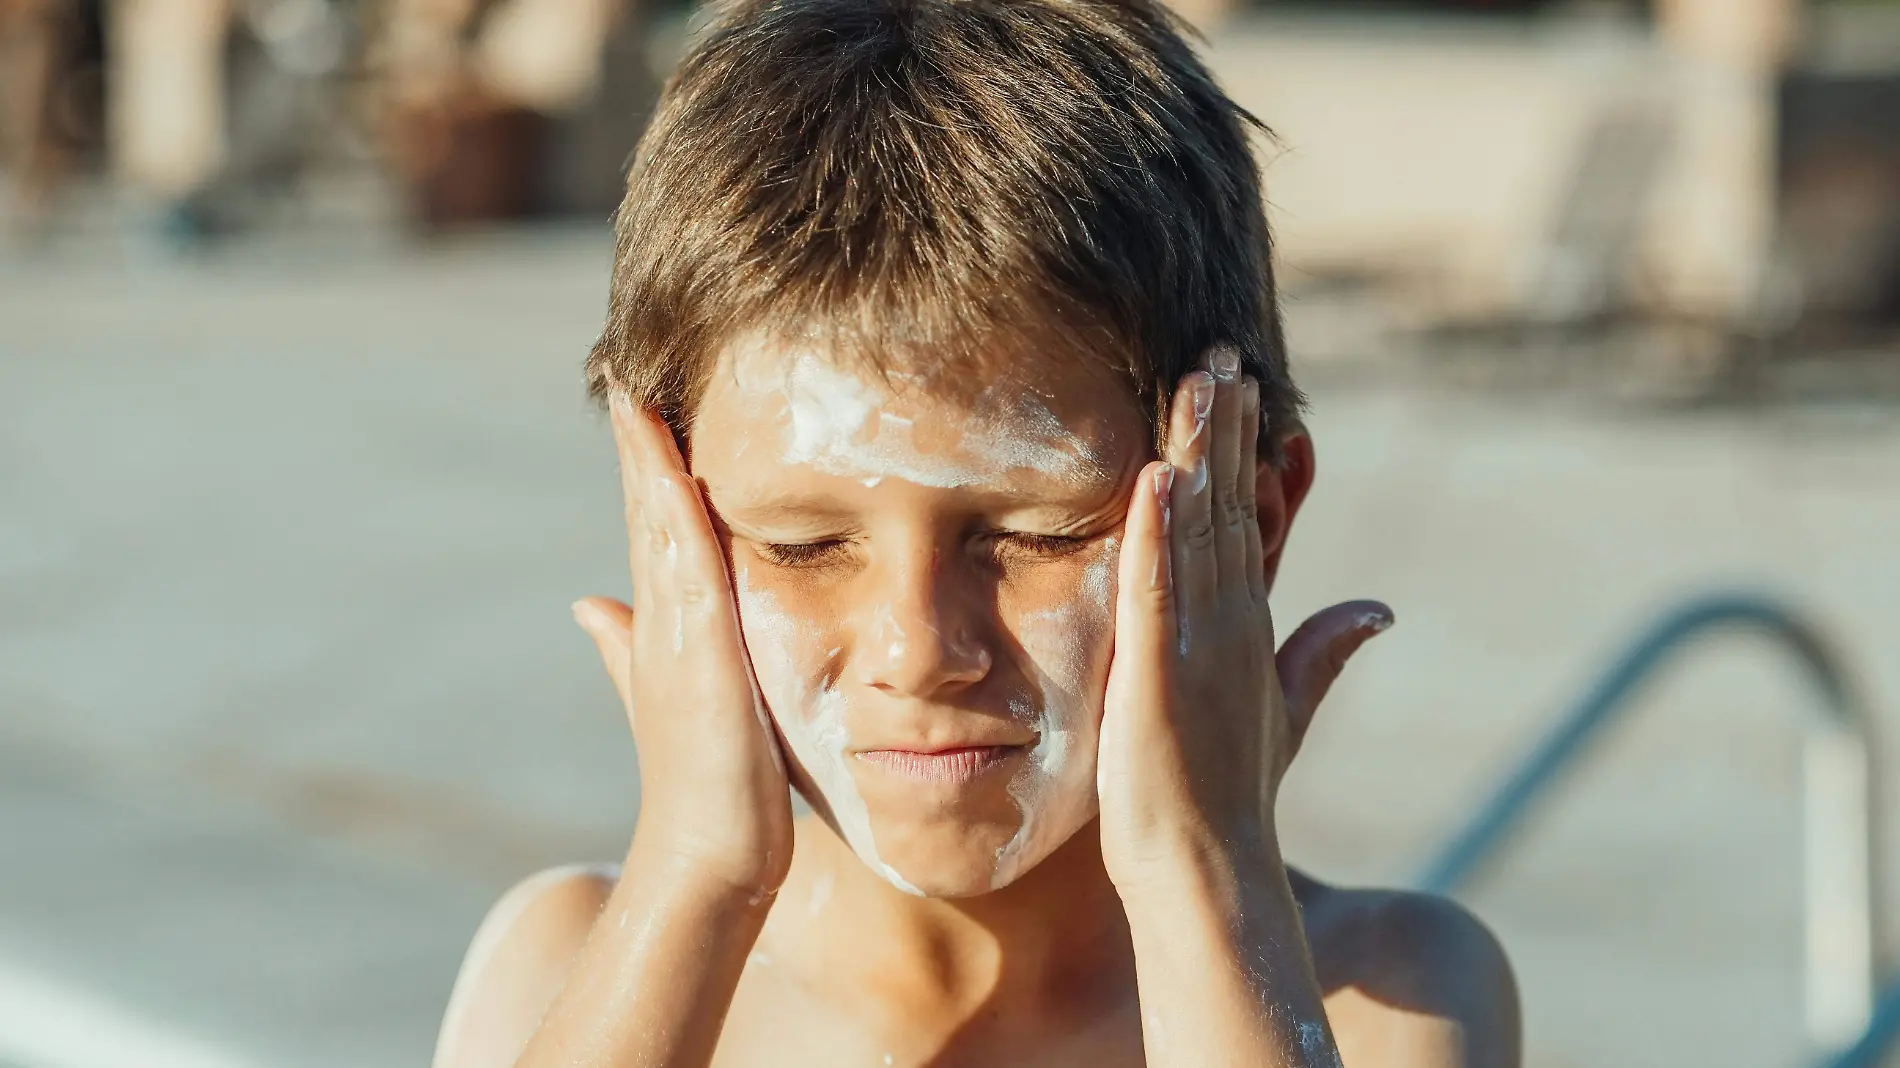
[689, 339, 1145, 496]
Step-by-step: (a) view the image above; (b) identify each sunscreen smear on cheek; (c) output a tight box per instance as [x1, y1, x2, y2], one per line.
[990, 535, 1119, 888]
[735, 574, 924, 895]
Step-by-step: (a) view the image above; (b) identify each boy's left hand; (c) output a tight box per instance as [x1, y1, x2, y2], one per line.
[1096, 346, 1392, 890]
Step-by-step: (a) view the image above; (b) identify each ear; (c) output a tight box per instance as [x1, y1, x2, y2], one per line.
[1253, 431, 1315, 595]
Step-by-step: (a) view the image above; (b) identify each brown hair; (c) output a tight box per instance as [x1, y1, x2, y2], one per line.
[585, 0, 1302, 460]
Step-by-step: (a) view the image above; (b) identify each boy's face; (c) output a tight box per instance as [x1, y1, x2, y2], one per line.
[689, 340, 1148, 897]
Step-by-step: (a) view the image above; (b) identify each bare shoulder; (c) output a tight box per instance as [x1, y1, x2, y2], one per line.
[1292, 870, 1521, 1068]
[432, 863, 621, 1068]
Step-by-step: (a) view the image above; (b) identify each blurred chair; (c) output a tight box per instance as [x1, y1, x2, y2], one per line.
[1521, 99, 1675, 325]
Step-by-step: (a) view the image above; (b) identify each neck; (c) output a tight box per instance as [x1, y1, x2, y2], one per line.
[765, 816, 1136, 1024]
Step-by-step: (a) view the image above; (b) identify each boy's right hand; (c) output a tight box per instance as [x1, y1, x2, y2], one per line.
[570, 395, 794, 901]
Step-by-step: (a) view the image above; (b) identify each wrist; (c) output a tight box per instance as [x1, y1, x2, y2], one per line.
[1108, 817, 1285, 909]
[626, 824, 786, 912]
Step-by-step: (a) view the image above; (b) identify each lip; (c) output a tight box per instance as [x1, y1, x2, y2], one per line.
[855, 744, 1025, 785]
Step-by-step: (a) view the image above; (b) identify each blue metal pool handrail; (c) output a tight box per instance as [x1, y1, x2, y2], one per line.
[1818, 986, 1900, 1068]
[1411, 593, 1880, 1055]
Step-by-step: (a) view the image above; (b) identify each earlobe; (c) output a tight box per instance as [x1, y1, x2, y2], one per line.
[1254, 433, 1315, 593]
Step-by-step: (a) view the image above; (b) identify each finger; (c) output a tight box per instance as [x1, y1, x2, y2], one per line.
[624, 410, 748, 648]
[1163, 370, 1217, 643]
[618, 413, 788, 784]
[608, 392, 655, 611]
[1203, 344, 1246, 593]
[1238, 378, 1267, 604]
[620, 401, 706, 627]
[1113, 461, 1180, 677]
[1275, 600, 1393, 751]
[572, 595, 635, 716]
[633, 429, 791, 781]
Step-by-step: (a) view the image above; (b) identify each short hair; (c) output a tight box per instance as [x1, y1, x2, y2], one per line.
[586, 0, 1303, 461]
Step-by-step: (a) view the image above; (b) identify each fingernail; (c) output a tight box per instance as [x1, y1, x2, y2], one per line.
[1152, 465, 1174, 533]
[1190, 373, 1215, 438]
[609, 390, 634, 422]
[1356, 608, 1394, 633]
[1210, 345, 1240, 382]
[571, 599, 599, 630]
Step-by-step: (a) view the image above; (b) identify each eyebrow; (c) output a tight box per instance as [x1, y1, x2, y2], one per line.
[727, 481, 1135, 539]
[713, 495, 860, 525]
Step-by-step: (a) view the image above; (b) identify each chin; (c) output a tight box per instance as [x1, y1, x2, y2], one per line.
[794, 758, 1098, 898]
[860, 806, 1093, 898]
[877, 823, 1025, 898]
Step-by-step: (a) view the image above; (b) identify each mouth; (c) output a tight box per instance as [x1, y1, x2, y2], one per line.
[854, 744, 1025, 785]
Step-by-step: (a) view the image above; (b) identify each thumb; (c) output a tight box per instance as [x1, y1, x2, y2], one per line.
[1275, 600, 1393, 757]
[572, 596, 635, 719]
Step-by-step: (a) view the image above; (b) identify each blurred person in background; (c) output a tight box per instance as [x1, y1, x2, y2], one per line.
[32, 0, 351, 240]
[2, 0, 645, 238]
[106, 0, 231, 233]
[0, 0, 96, 235]
[0, 0, 1346, 239]
[354, 0, 1257, 228]
[365, 0, 652, 225]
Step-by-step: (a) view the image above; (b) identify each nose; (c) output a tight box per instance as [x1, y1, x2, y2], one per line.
[853, 550, 992, 699]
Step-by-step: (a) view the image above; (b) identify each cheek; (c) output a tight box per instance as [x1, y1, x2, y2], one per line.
[733, 570, 835, 725]
[987, 540, 1120, 888]
[1008, 539, 1121, 723]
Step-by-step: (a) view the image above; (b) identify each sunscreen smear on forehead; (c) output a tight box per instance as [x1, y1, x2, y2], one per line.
[744, 351, 1106, 490]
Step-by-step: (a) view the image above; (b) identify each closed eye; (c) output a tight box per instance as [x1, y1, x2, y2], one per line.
[993, 531, 1094, 559]
[756, 539, 852, 569]
[758, 532, 1094, 570]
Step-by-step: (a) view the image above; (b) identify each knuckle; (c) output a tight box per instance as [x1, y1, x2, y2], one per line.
[1143, 581, 1174, 611]
[1184, 520, 1216, 549]
[1217, 489, 1245, 523]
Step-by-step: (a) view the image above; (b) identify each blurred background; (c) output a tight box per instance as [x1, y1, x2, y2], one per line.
[5, 0, 1900, 1065]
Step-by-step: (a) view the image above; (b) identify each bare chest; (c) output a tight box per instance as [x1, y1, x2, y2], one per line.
[708, 959, 1410, 1068]
[710, 959, 1148, 1068]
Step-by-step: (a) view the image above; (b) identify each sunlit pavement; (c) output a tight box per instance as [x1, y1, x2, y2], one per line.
[5, 227, 1900, 1068]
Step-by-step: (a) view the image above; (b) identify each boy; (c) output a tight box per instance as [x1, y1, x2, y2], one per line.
[433, 1, 1520, 1065]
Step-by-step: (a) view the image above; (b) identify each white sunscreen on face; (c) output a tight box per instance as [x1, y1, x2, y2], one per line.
[737, 574, 924, 895]
[725, 346, 1121, 893]
[989, 535, 1119, 889]
[745, 351, 1104, 490]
